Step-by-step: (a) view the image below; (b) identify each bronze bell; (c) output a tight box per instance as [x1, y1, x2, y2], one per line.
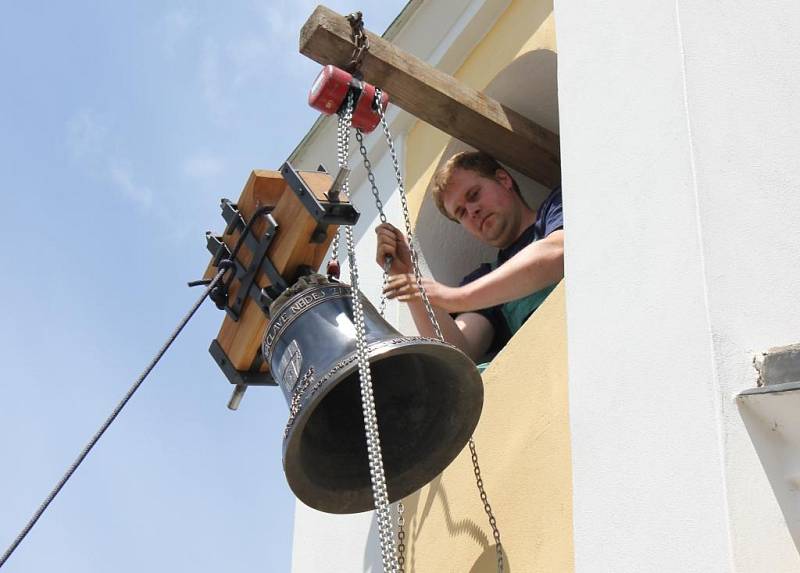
[263, 275, 484, 514]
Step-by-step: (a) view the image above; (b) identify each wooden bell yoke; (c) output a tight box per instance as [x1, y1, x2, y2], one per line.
[203, 163, 358, 408]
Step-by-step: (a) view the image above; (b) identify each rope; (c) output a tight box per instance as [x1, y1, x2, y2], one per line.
[0, 266, 228, 569]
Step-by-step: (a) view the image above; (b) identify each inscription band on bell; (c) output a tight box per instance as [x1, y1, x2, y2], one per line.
[264, 285, 352, 359]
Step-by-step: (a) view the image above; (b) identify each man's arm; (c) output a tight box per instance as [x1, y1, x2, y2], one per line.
[457, 229, 564, 312]
[404, 297, 494, 361]
[375, 223, 494, 361]
[387, 230, 564, 314]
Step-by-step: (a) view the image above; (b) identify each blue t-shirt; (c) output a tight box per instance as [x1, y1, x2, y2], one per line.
[459, 186, 564, 354]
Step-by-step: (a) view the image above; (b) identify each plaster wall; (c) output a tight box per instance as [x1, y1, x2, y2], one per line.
[400, 283, 573, 572]
[556, 0, 800, 570]
[399, 1, 574, 570]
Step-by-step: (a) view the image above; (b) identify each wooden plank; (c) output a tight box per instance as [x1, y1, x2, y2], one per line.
[299, 5, 561, 189]
[203, 170, 287, 281]
[206, 169, 338, 372]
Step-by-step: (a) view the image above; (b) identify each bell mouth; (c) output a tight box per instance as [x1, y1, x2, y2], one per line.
[282, 338, 483, 514]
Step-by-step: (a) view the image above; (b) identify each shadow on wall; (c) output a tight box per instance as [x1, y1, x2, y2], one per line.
[400, 476, 510, 573]
[415, 49, 560, 286]
[361, 476, 511, 572]
[738, 391, 800, 555]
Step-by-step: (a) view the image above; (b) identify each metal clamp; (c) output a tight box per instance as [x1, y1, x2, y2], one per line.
[279, 161, 360, 227]
[209, 340, 276, 411]
[206, 201, 288, 320]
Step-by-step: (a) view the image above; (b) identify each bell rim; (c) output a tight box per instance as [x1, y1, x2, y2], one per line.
[282, 336, 483, 515]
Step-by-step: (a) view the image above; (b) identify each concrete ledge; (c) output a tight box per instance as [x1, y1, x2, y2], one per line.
[754, 343, 800, 387]
[739, 381, 800, 397]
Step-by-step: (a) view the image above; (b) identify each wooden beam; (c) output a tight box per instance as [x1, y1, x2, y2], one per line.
[300, 5, 561, 189]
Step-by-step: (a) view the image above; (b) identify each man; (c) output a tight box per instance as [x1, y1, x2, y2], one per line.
[375, 151, 564, 365]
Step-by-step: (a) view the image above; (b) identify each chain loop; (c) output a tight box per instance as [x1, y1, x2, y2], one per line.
[345, 12, 370, 73]
[334, 84, 505, 573]
[356, 127, 392, 315]
[337, 93, 398, 573]
[396, 501, 406, 573]
[373, 89, 443, 340]
[470, 437, 504, 571]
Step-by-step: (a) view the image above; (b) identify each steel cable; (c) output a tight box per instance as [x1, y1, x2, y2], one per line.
[0, 266, 228, 569]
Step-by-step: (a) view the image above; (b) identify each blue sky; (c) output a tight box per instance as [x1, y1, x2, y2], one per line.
[0, 2, 406, 571]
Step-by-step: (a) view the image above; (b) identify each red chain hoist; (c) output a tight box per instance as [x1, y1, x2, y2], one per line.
[308, 65, 389, 133]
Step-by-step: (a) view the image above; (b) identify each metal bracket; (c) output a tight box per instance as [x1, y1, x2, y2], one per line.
[209, 340, 276, 411]
[280, 161, 360, 227]
[206, 200, 288, 321]
[209, 339, 276, 386]
[205, 232, 231, 268]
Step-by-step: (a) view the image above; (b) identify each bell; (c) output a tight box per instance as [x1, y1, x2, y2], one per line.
[263, 275, 484, 514]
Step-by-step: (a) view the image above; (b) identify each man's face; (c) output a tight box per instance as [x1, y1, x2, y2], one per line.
[440, 167, 523, 248]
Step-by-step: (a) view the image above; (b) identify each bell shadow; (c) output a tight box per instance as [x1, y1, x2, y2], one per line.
[399, 475, 510, 572]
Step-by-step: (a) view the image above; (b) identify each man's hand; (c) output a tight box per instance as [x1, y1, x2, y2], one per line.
[375, 223, 412, 275]
[384, 273, 468, 314]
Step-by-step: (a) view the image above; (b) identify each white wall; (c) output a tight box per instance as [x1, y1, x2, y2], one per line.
[556, 0, 800, 570]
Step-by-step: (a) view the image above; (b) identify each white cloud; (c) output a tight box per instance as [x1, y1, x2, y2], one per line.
[109, 164, 154, 209]
[65, 109, 156, 210]
[228, 35, 271, 88]
[66, 110, 108, 161]
[199, 39, 233, 125]
[182, 155, 225, 179]
[194, 1, 320, 120]
[159, 1, 407, 127]
[157, 8, 196, 58]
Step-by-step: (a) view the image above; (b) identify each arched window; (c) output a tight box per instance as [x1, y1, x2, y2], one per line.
[415, 49, 560, 288]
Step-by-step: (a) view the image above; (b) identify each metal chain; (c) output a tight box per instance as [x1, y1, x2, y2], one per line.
[396, 501, 406, 573]
[355, 154, 406, 570]
[469, 438, 504, 571]
[330, 227, 341, 268]
[345, 12, 370, 73]
[356, 128, 391, 315]
[338, 94, 399, 573]
[356, 130, 387, 224]
[372, 89, 504, 572]
[373, 88, 442, 340]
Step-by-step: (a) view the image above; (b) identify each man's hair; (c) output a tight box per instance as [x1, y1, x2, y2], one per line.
[431, 151, 522, 222]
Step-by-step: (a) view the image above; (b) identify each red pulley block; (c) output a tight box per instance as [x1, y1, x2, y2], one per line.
[308, 65, 389, 133]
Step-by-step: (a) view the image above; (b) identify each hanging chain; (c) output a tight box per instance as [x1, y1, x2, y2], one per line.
[337, 94, 399, 573]
[354, 156, 406, 571]
[396, 501, 406, 573]
[345, 12, 370, 73]
[371, 88, 505, 572]
[356, 128, 392, 315]
[372, 89, 444, 341]
[330, 97, 350, 271]
[469, 438, 504, 571]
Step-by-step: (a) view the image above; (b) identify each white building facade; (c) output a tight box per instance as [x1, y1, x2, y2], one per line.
[288, 0, 800, 571]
